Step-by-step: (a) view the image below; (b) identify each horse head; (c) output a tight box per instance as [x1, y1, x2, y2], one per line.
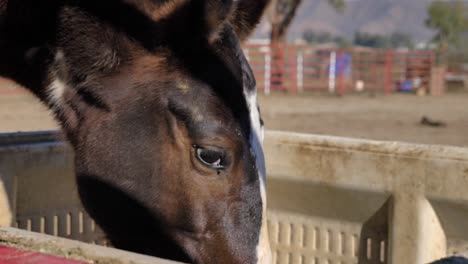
[0, 0, 272, 263]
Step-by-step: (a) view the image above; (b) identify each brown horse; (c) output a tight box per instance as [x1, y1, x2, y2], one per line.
[0, 0, 272, 263]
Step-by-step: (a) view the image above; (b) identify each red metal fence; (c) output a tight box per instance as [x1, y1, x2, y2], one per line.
[0, 45, 436, 96]
[244, 44, 435, 95]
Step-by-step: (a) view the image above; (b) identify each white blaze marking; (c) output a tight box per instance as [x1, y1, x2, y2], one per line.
[244, 90, 272, 264]
[47, 51, 67, 109]
[48, 78, 67, 107]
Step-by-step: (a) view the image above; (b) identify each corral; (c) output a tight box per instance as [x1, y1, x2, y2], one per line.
[1, 58, 467, 264]
[245, 46, 437, 95]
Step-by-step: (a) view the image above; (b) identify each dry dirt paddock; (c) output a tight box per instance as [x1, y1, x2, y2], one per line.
[0, 87, 467, 148]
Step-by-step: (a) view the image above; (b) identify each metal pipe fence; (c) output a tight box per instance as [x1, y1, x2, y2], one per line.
[0, 45, 437, 96]
[244, 44, 436, 95]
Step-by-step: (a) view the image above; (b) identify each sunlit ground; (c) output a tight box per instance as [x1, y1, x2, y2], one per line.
[0, 83, 467, 147]
[259, 92, 468, 147]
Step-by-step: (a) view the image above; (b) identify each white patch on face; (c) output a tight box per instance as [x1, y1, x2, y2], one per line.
[54, 50, 65, 62]
[48, 77, 67, 107]
[243, 90, 272, 264]
[47, 51, 67, 109]
[246, 93, 265, 175]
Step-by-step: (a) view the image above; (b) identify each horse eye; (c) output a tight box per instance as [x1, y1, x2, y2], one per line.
[194, 146, 226, 169]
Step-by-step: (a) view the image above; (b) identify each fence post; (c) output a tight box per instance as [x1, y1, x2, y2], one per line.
[430, 66, 446, 96]
[297, 50, 304, 93]
[337, 51, 345, 96]
[289, 46, 297, 94]
[270, 44, 285, 92]
[279, 44, 285, 92]
[385, 50, 393, 95]
[428, 51, 446, 96]
[329, 51, 337, 94]
[264, 47, 271, 95]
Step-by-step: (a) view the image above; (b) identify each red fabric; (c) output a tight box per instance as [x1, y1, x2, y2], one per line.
[0, 245, 87, 264]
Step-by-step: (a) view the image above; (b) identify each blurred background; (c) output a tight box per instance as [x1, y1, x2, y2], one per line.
[1, 0, 467, 147]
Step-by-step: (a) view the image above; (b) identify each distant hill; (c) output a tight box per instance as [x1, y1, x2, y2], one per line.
[254, 0, 437, 43]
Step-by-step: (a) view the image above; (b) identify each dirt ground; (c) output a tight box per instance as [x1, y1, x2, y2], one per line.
[258, 93, 468, 148]
[0, 89, 467, 148]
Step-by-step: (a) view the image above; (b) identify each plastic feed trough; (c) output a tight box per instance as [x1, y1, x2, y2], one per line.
[0, 131, 468, 264]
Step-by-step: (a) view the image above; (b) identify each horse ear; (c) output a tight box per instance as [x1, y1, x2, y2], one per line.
[230, 0, 270, 41]
[204, 0, 233, 31]
[199, 0, 270, 42]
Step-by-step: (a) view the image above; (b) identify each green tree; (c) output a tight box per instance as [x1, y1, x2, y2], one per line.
[353, 32, 413, 49]
[268, 0, 344, 44]
[389, 32, 414, 49]
[426, 1, 468, 50]
[267, 0, 345, 90]
[354, 32, 389, 48]
[302, 31, 333, 44]
[302, 30, 351, 47]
